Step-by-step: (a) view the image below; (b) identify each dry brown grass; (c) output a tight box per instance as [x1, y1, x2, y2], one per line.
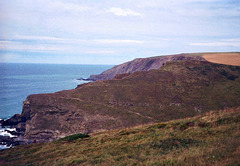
[0, 107, 239, 166]
[202, 53, 240, 66]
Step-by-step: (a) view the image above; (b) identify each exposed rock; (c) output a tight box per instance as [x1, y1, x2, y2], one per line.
[77, 78, 93, 81]
[1, 99, 31, 135]
[88, 54, 206, 80]
[1, 114, 22, 126]
[6, 60, 240, 144]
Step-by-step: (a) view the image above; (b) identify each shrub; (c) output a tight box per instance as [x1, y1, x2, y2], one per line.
[148, 123, 167, 130]
[150, 138, 199, 151]
[198, 122, 210, 128]
[186, 121, 195, 127]
[59, 133, 90, 141]
[156, 123, 167, 128]
[179, 123, 188, 131]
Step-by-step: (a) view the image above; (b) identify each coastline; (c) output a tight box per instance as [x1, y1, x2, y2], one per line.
[0, 64, 112, 149]
[1, 53, 240, 150]
[0, 125, 21, 150]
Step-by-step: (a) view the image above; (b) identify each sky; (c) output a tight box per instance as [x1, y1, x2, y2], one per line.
[0, 0, 240, 65]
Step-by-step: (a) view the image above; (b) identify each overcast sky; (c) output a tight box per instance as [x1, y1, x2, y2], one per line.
[0, 0, 240, 64]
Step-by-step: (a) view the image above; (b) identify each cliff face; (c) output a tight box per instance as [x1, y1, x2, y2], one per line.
[88, 54, 206, 80]
[5, 60, 240, 143]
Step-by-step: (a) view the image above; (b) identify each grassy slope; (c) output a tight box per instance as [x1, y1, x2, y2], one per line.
[19, 60, 240, 140]
[0, 107, 239, 166]
[70, 60, 240, 120]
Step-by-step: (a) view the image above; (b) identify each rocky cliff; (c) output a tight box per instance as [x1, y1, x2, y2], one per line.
[88, 54, 206, 80]
[3, 60, 240, 143]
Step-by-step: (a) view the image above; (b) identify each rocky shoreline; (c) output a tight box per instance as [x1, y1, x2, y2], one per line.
[0, 119, 26, 149]
[77, 77, 94, 81]
[1, 53, 240, 148]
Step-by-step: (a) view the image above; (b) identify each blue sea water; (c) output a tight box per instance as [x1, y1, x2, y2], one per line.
[0, 63, 112, 119]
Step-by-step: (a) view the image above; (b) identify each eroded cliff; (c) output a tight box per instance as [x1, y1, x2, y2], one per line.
[88, 54, 206, 80]
[4, 60, 240, 143]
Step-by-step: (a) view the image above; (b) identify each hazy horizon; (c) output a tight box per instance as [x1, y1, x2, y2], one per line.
[0, 62, 115, 65]
[0, 0, 240, 65]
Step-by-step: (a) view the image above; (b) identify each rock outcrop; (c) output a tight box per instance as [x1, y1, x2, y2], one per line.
[3, 60, 240, 143]
[88, 54, 206, 80]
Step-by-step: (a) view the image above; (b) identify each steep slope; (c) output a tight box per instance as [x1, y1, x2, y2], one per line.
[3, 60, 240, 143]
[0, 107, 239, 166]
[87, 52, 240, 81]
[88, 53, 206, 80]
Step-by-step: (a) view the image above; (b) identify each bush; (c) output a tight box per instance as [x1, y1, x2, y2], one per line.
[186, 121, 195, 127]
[148, 123, 167, 130]
[150, 138, 199, 151]
[179, 123, 188, 131]
[59, 133, 90, 141]
[198, 122, 210, 128]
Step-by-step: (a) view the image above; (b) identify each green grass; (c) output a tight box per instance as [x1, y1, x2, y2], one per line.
[58, 133, 90, 141]
[0, 107, 239, 166]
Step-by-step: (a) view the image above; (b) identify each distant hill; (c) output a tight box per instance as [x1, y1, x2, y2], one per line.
[88, 52, 240, 81]
[1, 107, 239, 166]
[88, 53, 206, 80]
[3, 60, 240, 143]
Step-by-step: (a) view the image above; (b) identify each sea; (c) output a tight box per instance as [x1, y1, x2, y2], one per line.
[0, 63, 112, 149]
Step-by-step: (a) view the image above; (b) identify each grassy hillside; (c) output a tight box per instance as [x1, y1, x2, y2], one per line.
[156, 52, 240, 66]
[88, 52, 240, 81]
[10, 60, 240, 142]
[0, 107, 239, 166]
[71, 60, 240, 119]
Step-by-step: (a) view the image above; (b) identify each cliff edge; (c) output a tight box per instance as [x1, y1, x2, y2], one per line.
[3, 60, 240, 143]
[87, 52, 240, 81]
[88, 53, 206, 80]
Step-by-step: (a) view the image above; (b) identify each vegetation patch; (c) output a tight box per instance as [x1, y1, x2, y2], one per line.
[198, 122, 210, 128]
[216, 115, 240, 125]
[118, 129, 139, 136]
[59, 133, 90, 141]
[147, 123, 167, 130]
[179, 123, 189, 131]
[150, 138, 200, 152]
[171, 121, 195, 130]
[0, 108, 239, 166]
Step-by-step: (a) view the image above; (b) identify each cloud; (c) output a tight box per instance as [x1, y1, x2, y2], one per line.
[86, 50, 115, 54]
[14, 35, 85, 44]
[50, 1, 91, 14]
[0, 41, 12, 44]
[0, 40, 65, 52]
[189, 40, 240, 47]
[15, 35, 67, 41]
[223, 39, 240, 42]
[93, 39, 144, 44]
[0, 36, 143, 54]
[0, 53, 21, 62]
[9, 35, 144, 45]
[106, 7, 142, 17]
